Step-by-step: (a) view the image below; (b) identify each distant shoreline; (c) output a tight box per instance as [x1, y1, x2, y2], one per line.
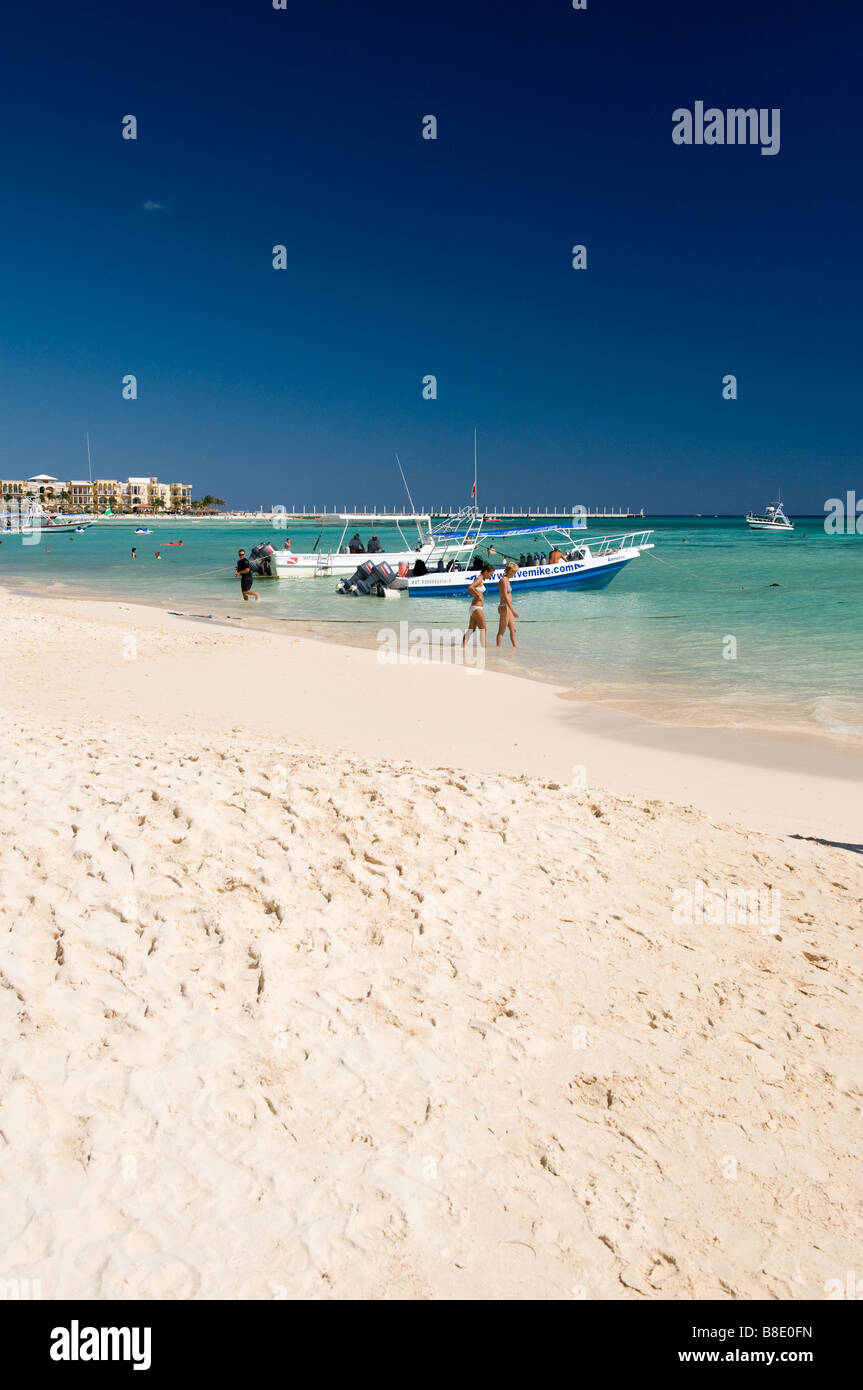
[54, 512, 832, 524]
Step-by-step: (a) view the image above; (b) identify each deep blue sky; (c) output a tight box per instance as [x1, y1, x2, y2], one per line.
[1, 0, 860, 512]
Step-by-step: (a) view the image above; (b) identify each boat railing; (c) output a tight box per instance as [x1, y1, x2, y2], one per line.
[583, 529, 654, 556]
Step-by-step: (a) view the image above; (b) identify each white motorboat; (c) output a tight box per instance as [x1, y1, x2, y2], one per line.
[268, 513, 437, 577]
[745, 500, 794, 532]
[403, 511, 654, 596]
[1, 509, 94, 536]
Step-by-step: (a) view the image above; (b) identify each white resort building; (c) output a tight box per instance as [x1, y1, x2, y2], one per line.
[0, 474, 193, 513]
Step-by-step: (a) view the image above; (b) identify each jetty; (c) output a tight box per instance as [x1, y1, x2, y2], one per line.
[276, 505, 644, 521]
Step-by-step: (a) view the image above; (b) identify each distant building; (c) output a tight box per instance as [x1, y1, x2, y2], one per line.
[0, 474, 193, 512]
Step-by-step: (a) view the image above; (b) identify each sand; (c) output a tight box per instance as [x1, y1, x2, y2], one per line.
[1, 587, 861, 1300]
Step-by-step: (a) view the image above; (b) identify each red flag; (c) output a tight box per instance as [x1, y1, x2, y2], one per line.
[471, 483, 476, 497]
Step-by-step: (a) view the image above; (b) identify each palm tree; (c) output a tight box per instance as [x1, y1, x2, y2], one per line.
[191, 494, 226, 512]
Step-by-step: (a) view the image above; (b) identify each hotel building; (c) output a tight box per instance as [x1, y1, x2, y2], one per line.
[0, 474, 193, 513]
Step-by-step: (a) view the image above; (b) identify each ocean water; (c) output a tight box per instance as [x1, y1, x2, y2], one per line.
[3, 515, 862, 743]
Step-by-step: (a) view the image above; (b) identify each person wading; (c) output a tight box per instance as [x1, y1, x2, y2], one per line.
[235, 549, 259, 602]
[464, 563, 494, 650]
[496, 561, 519, 648]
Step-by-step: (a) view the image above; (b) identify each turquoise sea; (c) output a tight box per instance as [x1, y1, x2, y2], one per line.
[3, 515, 862, 743]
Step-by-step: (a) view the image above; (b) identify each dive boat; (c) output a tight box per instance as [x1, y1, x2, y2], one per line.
[745, 500, 794, 532]
[402, 509, 654, 596]
[268, 513, 437, 578]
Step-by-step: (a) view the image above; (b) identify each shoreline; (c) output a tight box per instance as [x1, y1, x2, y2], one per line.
[4, 570, 863, 765]
[2, 583, 861, 842]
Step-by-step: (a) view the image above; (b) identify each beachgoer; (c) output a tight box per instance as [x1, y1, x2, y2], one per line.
[235, 549, 259, 601]
[367, 534, 382, 553]
[548, 546, 565, 565]
[154, 550, 161, 559]
[131, 547, 137, 558]
[464, 563, 494, 650]
[496, 561, 519, 648]
[348, 533, 364, 553]
[283, 537, 292, 550]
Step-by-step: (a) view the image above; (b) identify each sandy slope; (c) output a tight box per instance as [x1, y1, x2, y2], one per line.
[1, 591, 861, 1299]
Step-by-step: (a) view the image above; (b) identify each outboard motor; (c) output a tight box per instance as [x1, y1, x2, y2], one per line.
[248, 541, 275, 576]
[337, 559, 397, 596]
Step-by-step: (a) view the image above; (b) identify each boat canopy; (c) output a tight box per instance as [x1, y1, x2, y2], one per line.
[336, 513, 431, 523]
[441, 522, 587, 540]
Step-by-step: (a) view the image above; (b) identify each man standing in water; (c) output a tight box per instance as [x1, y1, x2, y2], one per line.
[235, 549, 259, 602]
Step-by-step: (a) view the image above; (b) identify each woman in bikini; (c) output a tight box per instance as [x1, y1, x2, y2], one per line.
[464, 563, 494, 648]
[497, 561, 519, 648]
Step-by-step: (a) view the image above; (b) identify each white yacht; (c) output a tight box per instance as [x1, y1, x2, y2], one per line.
[745, 500, 794, 532]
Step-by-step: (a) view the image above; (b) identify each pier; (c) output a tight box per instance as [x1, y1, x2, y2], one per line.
[278, 505, 644, 520]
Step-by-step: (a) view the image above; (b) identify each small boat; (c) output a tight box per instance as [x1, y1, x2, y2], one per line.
[135, 527, 153, 534]
[401, 509, 654, 596]
[745, 500, 794, 532]
[1, 509, 94, 536]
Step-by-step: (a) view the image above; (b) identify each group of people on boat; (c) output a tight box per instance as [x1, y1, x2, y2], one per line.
[463, 562, 519, 649]
[346, 532, 383, 554]
[517, 546, 573, 566]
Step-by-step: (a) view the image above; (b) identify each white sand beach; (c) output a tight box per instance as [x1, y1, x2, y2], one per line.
[1, 587, 861, 1300]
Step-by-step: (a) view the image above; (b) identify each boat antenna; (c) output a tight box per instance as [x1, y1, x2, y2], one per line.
[394, 451, 417, 515]
[472, 427, 478, 511]
[86, 431, 92, 483]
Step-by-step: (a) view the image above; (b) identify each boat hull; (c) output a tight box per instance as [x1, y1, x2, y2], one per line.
[1, 520, 94, 535]
[271, 544, 434, 577]
[407, 550, 648, 596]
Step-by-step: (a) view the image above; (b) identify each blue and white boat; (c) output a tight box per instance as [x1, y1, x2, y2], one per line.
[404, 509, 654, 596]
